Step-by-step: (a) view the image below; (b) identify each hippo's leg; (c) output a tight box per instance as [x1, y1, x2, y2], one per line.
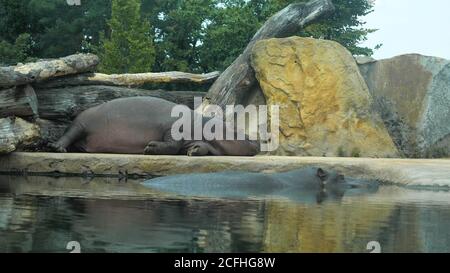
[144, 131, 183, 155]
[187, 142, 222, 156]
[49, 122, 85, 153]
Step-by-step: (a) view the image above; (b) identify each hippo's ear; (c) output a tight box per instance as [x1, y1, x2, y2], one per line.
[317, 168, 328, 181]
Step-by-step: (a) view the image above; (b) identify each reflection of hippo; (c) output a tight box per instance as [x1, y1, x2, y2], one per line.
[143, 167, 379, 204]
[50, 97, 260, 156]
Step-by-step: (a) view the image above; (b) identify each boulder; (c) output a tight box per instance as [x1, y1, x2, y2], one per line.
[354, 55, 376, 65]
[251, 37, 398, 157]
[0, 117, 40, 154]
[359, 54, 450, 158]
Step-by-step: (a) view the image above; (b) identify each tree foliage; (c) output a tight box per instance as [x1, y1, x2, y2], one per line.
[0, 0, 379, 72]
[96, 0, 155, 73]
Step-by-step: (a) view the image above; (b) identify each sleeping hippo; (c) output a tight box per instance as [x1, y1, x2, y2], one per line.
[50, 97, 260, 156]
[142, 167, 379, 204]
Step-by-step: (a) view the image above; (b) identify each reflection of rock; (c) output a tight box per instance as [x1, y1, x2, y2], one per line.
[263, 199, 395, 253]
[359, 54, 450, 158]
[0, 117, 40, 154]
[251, 37, 398, 157]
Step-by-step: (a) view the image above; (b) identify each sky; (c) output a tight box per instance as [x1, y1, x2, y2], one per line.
[361, 0, 450, 60]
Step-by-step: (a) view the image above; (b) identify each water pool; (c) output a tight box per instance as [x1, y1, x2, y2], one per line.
[1, 175, 450, 253]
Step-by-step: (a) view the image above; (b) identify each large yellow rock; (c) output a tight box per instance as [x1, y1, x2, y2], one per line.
[251, 37, 398, 157]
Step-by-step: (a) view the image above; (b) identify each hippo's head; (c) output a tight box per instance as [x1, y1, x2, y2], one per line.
[316, 168, 379, 199]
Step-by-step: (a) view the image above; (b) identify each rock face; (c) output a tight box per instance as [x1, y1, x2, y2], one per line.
[359, 54, 450, 158]
[0, 117, 40, 154]
[251, 37, 398, 157]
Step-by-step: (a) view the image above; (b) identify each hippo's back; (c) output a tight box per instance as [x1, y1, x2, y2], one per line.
[143, 171, 282, 198]
[75, 97, 182, 153]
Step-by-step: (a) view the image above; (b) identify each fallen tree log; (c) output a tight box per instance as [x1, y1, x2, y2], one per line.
[204, 0, 334, 109]
[0, 53, 99, 88]
[35, 85, 206, 119]
[0, 117, 40, 154]
[35, 71, 220, 89]
[0, 85, 38, 118]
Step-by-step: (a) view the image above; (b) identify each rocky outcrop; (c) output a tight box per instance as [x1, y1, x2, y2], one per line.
[0, 117, 40, 154]
[0, 53, 212, 153]
[251, 37, 398, 157]
[35, 86, 205, 120]
[0, 54, 100, 88]
[359, 54, 450, 158]
[354, 55, 376, 65]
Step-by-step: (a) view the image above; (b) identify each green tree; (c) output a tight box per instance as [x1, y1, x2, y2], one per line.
[141, 0, 215, 72]
[0, 33, 32, 65]
[199, 0, 260, 71]
[1, 0, 379, 71]
[297, 0, 380, 56]
[97, 0, 155, 73]
[199, 0, 378, 71]
[0, 0, 111, 64]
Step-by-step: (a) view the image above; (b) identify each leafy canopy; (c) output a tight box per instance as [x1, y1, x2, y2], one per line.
[96, 0, 155, 73]
[0, 0, 379, 73]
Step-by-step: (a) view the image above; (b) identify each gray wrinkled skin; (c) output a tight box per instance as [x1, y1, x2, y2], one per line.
[50, 97, 260, 156]
[143, 167, 379, 204]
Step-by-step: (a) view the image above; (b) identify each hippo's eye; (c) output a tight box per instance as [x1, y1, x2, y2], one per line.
[338, 175, 345, 181]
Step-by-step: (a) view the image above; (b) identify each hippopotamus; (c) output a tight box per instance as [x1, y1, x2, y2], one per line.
[50, 97, 260, 156]
[142, 167, 379, 204]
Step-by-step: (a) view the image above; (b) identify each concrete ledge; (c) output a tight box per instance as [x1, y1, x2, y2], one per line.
[0, 152, 450, 188]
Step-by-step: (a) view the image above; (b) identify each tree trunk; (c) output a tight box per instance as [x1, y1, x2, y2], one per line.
[204, 0, 334, 109]
[0, 85, 38, 118]
[35, 85, 206, 120]
[35, 71, 220, 89]
[0, 54, 99, 88]
[0, 117, 40, 154]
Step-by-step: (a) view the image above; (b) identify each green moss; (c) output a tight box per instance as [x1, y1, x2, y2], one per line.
[337, 146, 346, 157]
[351, 148, 361, 158]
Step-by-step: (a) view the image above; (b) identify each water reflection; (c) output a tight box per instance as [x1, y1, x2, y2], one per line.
[0, 175, 450, 253]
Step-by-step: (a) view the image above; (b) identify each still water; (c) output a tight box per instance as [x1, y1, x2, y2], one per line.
[1, 175, 450, 253]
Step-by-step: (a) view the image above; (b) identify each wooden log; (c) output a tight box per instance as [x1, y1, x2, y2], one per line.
[35, 85, 206, 120]
[204, 0, 335, 109]
[35, 71, 220, 89]
[0, 54, 99, 88]
[0, 85, 38, 118]
[0, 117, 40, 154]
